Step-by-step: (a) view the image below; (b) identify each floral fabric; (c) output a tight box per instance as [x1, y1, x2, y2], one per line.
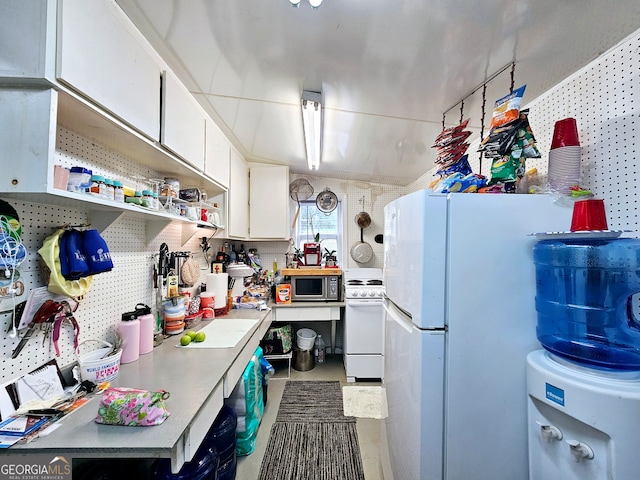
[95, 387, 170, 426]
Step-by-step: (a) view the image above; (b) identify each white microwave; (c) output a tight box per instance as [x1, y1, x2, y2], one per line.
[290, 275, 341, 302]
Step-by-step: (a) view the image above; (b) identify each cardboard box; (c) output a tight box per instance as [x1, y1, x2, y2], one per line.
[276, 284, 291, 304]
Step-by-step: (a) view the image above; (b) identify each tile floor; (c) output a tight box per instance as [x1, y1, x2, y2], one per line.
[236, 354, 392, 480]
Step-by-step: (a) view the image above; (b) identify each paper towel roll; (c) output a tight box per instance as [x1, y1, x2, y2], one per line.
[206, 273, 228, 308]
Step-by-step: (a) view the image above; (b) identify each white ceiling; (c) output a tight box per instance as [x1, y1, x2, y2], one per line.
[115, 0, 640, 186]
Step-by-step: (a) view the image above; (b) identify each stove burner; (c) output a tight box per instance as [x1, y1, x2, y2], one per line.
[347, 280, 364, 285]
[367, 280, 383, 286]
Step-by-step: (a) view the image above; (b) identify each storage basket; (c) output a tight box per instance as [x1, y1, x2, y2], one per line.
[76, 339, 122, 383]
[261, 324, 293, 354]
[296, 328, 317, 351]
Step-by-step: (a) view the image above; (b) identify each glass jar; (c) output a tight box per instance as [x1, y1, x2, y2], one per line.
[113, 180, 125, 202]
[141, 189, 154, 208]
[103, 178, 115, 201]
[89, 175, 105, 197]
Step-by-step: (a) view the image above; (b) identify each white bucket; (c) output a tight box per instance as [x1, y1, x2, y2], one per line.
[76, 339, 122, 383]
[296, 328, 317, 351]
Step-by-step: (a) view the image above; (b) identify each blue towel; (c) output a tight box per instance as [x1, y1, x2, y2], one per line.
[82, 229, 113, 274]
[62, 229, 90, 280]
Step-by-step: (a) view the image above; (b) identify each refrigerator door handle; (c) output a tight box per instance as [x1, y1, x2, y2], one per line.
[383, 300, 413, 334]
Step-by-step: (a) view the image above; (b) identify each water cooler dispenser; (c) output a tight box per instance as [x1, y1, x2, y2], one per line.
[528, 237, 640, 479]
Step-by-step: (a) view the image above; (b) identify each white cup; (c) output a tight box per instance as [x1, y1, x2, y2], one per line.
[186, 206, 198, 220]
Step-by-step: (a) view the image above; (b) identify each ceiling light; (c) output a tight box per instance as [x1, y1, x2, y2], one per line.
[301, 90, 323, 171]
[289, 0, 322, 8]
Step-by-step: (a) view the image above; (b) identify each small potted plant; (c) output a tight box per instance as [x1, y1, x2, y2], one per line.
[323, 248, 337, 268]
[293, 247, 304, 267]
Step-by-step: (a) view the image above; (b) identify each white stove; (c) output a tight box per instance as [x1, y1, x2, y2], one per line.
[343, 268, 384, 382]
[344, 277, 384, 299]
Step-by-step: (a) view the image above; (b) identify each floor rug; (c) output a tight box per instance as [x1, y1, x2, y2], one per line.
[342, 385, 388, 419]
[276, 380, 355, 424]
[258, 381, 365, 480]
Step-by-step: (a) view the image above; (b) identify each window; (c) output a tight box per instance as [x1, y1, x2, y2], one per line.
[295, 200, 342, 263]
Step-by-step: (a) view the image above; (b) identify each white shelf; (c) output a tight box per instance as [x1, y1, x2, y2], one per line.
[264, 351, 293, 380]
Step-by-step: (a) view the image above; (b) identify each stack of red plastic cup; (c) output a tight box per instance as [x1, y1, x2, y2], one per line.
[548, 118, 581, 194]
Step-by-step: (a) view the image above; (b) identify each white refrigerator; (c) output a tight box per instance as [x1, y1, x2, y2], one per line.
[382, 191, 573, 480]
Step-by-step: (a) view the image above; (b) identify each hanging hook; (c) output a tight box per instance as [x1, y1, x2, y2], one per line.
[510, 62, 516, 94]
[479, 82, 488, 176]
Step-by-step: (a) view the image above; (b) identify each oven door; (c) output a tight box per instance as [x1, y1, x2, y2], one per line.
[345, 299, 384, 354]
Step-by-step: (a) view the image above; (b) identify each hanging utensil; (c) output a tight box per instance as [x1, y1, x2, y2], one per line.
[350, 228, 374, 264]
[316, 187, 338, 214]
[350, 211, 373, 264]
[355, 211, 372, 228]
[289, 178, 314, 229]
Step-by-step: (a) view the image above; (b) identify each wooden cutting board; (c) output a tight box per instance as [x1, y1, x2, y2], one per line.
[281, 268, 342, 276]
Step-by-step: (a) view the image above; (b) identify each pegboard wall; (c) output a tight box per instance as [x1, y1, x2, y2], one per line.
[409, 28, 640, 237]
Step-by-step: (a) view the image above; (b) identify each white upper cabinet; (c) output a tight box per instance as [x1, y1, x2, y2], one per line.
[161, 70, 206, 171]
[227, 148, 249, 239]
[57, 0, 160, 140]
[0, 1, 57, 82]
[205, 118, 230, 189]
[249, 165, 290, 240]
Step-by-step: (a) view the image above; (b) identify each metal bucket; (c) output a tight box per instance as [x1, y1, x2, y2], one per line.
[292, 348, 315, 371]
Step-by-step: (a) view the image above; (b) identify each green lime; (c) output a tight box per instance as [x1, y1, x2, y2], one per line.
[180, 335, 192, 346]
[186, 330, 197, 340]
[194, 332, 206, 343]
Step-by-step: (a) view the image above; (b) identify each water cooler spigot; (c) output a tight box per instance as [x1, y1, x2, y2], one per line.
[567, 440, 594, 462]
[536, 421, 563, 442]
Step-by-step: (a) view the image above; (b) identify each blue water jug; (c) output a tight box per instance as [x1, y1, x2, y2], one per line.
[533, 238, 640, 370]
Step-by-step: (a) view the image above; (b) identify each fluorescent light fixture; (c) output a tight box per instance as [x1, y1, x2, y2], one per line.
[301, 90, 323, 170]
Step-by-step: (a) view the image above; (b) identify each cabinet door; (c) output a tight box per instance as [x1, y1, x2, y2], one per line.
[227, 149, 249, 239]
[249, 165, 289, 239]
[57, 0, 160, 140]
[160, 70, 205, 171]
[205, 117, 230, 188]
[0, 0, 56, 82]
[0, 88, 56, 193]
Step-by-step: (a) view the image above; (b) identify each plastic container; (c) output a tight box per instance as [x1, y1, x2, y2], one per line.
[534, 238, 640, 370]
[314, 334, 326, 364]
[118, 311, 140, 364]
[67, 166, 92, 193]
[296, 328, 317, 351]
[135, 304, 155, 355]
[76, 339, 122, 383]
[54, 165, 70, 190]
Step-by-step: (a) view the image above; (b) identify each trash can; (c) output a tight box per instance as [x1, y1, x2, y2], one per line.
[292, 347, 315, 371]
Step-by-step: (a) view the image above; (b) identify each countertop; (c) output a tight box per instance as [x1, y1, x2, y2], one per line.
[12, 307, 273, 470]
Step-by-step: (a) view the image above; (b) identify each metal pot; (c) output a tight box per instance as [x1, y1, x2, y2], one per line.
[355, 211, 371, 228]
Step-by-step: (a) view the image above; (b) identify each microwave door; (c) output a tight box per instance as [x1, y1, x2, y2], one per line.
[293, 277, 325, 301]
